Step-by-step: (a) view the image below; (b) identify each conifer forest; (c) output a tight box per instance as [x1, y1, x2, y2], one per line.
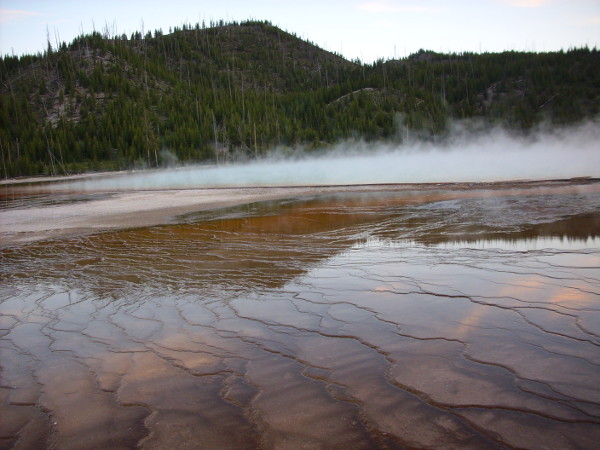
[1, 20, 599, 177]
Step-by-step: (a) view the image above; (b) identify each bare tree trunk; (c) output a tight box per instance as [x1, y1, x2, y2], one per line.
[0, 140, 8, 179]
[253, 121, 258, 158]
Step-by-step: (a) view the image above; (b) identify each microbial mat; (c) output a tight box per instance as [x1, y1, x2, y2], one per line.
[1, 180, 599, 448]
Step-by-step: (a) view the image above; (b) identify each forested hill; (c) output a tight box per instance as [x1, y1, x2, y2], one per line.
[1, 19, 599, 177]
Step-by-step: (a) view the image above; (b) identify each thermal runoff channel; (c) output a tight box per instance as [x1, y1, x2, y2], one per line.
[2, 182, 600, 448]
[46, 122, 600, 191]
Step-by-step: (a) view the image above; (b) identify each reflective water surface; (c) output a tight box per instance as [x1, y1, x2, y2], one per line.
[1, 186, 600, 449]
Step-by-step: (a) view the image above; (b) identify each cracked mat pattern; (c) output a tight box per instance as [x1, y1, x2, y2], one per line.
[1, 187, 600, 449]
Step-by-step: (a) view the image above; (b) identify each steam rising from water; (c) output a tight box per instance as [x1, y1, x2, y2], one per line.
[55, 121, 600, 191]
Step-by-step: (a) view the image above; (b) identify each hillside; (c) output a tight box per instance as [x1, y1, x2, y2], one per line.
[1, 20, 599, 177]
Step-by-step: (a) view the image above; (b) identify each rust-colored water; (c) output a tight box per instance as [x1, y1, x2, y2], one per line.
[1, 186, 600, 449]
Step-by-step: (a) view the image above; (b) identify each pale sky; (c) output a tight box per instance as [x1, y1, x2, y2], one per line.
[1, 0, 599, 62]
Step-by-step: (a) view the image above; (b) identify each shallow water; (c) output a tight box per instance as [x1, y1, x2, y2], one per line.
[1, 187, 600, 449]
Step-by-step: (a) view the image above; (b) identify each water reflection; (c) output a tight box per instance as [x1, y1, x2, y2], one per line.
[436, 235, 600, 250]
[1, 187, 600, 449]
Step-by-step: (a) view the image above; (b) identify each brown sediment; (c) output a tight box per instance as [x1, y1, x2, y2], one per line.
[1, 178, 600, 448]
[1, 178, 599, 246]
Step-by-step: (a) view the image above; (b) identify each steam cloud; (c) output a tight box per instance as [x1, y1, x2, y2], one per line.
[52, 120, 600, 191]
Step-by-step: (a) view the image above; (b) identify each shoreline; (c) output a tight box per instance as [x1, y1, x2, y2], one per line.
[2, 178, 599, 247]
